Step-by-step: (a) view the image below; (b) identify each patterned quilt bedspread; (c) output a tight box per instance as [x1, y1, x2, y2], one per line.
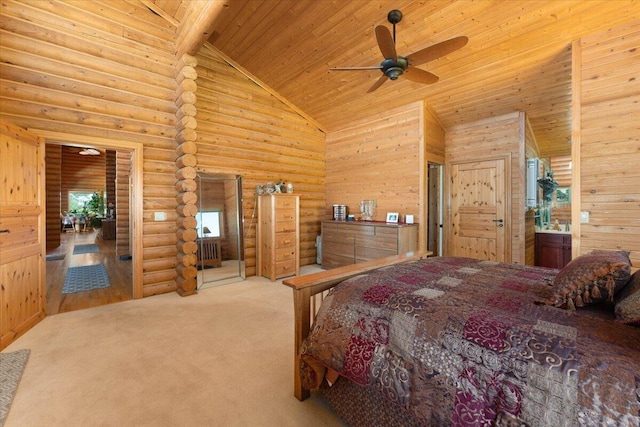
[300, 257, 640, 426]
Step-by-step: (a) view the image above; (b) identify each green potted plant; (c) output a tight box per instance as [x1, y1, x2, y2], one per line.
[85, 191, 105, 229]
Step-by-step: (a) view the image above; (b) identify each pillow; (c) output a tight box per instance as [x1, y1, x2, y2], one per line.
[544, 250, 631, 310]
[590, 249, 631, 263]
[615, 270, 640, 324]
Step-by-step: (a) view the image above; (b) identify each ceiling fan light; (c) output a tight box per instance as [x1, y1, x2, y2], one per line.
[385, 66, 404, 80]
[79, 148, 100, 156]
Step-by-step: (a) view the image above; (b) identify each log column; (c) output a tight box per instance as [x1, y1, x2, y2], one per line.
[174, 53, 199, 296]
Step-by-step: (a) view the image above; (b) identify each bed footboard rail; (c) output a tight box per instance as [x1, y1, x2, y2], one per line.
[282, 250, 430, 401]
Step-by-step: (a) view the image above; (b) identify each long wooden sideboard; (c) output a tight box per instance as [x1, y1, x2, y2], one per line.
[321, 220, 418, 269]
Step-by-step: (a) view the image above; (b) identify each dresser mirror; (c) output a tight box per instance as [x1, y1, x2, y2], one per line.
[196, 173, 245, 288]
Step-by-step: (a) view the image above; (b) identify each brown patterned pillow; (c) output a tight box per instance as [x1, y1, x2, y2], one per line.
[615, 270, 640, 325]
[545, 250, 631, 310]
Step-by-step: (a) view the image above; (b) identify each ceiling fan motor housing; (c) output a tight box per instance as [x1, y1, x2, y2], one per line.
[382, 57, 408, 80]
[387, 10, 403, 24]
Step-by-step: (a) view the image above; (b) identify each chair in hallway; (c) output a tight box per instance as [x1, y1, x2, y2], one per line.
[61, 214, 75, 233]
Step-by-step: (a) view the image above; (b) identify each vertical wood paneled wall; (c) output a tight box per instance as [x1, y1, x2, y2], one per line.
[195, 45, 326, 274]
[573, 20, 640, 265]
[0, 0, 179, 297]
[445, 112, 528, 264]
[325, 102, 424, 224]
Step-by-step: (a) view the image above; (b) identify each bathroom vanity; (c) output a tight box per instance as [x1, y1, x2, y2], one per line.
[535, 230, 572, 269]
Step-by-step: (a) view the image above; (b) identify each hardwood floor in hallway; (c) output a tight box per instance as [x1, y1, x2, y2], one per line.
[45, 230, 133, 315]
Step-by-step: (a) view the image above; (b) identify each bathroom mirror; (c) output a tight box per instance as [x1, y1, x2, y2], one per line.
[196, 173, 245, 288]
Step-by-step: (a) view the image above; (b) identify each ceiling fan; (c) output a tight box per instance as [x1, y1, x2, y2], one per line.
[330, 10, 468, 93]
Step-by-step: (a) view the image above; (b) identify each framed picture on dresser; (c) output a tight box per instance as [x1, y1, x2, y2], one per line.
[385, 212, 399, 223]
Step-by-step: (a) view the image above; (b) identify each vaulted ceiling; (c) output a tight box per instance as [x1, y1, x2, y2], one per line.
[144, 0, 639, 158]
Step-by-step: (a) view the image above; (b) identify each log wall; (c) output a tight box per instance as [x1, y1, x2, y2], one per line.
[60, 147, 106, 213]
[174, 53, 199, 296]
[573, 20, 640, 265]
[195, 45, 326, 275]
[45, 144, 61, 250]
[106, 151, 116, 213]
[0, 0, 178, 296]
[116, 150, 131, 256]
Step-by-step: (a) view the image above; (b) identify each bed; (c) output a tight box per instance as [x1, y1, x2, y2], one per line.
[283, 251, 640, 427]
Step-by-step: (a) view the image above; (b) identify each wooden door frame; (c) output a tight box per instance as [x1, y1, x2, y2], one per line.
[444, 154, 512, 262]
[36, 131, 144, 299]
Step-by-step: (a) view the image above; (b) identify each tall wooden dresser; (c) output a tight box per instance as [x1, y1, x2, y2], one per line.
[257, 194, 300, 281]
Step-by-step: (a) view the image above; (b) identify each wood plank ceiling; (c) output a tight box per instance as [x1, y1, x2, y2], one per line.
[145, 0, 640, 158]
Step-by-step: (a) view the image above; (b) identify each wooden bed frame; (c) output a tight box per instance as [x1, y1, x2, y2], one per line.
[282, 250, 431, 401]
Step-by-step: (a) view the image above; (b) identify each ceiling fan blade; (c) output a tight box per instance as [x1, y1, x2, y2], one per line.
[406, 36, 468, 67]
[367, 74, 388, 93]
[330, 65, 384, 71]
[403, 67, 439, 84]
[375, 25, 397, 61]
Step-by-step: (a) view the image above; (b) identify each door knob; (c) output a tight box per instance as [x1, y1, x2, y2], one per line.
[0, 229, 10, 233]
[492, 219, 504, 228]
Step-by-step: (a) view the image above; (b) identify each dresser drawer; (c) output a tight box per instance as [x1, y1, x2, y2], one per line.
[274, 259, 296, 277]
[275, 208, 296, 223]
[275, 232, 296, 249]
[356, 234, 398, 251]
[355, 246, 397, 262]
[275, 197, 297, 209]
[322, 253, 354, 269]
[323, 240, 355, 259]
[275, 247, 297, 262]
[323, 230, 355, 245]
[275, 220, 297, 233]
[337, 223, 374, 237]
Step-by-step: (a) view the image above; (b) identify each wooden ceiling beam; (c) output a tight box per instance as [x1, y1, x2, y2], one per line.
[175, 1, 230, 58]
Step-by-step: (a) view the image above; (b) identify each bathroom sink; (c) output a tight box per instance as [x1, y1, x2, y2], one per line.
[535, 229, 570, 234]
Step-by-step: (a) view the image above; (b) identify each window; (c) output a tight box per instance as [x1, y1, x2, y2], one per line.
[68, 192, 94, 213]
[196, 211, 222, 237]
[68, 191, 106, 216]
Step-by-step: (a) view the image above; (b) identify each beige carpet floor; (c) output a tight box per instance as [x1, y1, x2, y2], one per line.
[3, 266, 344, 427]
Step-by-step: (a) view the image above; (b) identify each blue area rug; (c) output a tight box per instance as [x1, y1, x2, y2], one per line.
[72, 244, 99, 255]
[62, 264, 111, 294]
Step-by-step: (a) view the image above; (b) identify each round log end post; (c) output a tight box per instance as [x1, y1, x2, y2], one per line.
[174, 53, 199, 297]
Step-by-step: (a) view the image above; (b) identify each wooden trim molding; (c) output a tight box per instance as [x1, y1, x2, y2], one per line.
[570, 39, 582, 259]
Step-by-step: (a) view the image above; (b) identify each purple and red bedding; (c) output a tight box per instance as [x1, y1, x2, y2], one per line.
[300, 256, 640, 426]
